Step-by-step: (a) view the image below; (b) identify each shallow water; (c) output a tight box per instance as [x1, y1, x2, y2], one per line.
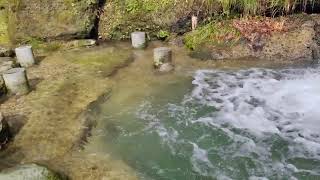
[85, 42, 320, 180]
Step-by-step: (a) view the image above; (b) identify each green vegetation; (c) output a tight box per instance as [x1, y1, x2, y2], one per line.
[100, 0, 318, 41]
[157, 30, 170, 40]
[184, 20, 241, 50]
[0, 0, 9, 45]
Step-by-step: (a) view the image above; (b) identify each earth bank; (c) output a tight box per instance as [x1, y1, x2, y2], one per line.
[0, 0, 320, 62]
[0, 45, 138, 179]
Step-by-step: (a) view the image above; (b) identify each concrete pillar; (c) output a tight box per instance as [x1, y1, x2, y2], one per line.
[192, 15, 198, 31]
[153, 47, 172, 67]
[2, 68, 30, 95]
[131, 32, 147, 49]
[15, 46, 35, 67]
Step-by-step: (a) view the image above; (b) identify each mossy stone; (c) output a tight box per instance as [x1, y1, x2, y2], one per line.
[8, 0, 99, 43]
[0, 164, 62, 180]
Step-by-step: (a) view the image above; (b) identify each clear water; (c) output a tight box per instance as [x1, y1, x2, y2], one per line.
[85, 44, 320, 180]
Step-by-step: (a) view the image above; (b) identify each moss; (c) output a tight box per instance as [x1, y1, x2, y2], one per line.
[0, 0, 10, 46]
[8, 0, 99, 43]
[184, 20, 241, 50]
[99, 0, 188, 40]
[67, 47, 133, 75]
[157, 30, 170, 40]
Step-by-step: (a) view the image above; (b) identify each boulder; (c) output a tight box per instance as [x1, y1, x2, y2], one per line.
[0, 112, 10, 149]
[0, 164, 62, 180]
[8, 0, 99, 42]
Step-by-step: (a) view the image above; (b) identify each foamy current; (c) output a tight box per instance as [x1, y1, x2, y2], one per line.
[190, 67, 320, 178]
[90, 66, 320, 180]
[192, 68, 320, 151]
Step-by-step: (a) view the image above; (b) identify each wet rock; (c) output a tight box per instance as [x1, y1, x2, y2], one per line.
[65, 39, 97, 48]
[0, 164, 62, 180]
[0, 57, 14, 73]
[159, 63, 174, 73]
[0, 47, 14, 57]
[0, 112, 10, 150]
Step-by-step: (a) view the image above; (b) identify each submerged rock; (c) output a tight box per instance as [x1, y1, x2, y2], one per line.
[0, 164, 62, 180]
[0, 112, 10, 149]
[158, 63, 174, 73]
[65, 39, 97, 48]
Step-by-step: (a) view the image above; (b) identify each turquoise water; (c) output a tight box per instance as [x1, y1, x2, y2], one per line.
[85, 45, 320, 180]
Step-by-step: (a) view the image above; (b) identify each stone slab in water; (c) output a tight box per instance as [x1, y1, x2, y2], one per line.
[0, 164, 62, 180]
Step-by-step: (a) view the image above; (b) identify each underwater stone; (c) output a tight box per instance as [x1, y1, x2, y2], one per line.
[0, 163, 62, 180]
[159, 63, 174, 73]
[2, 68, 30, 96]
[131, 32, 147, 49]
[15, 46, 35, 67]
[153, 47, 172, 67]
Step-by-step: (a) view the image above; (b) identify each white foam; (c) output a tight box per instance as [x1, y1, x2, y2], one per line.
[190, 142, 214, 176]
[192, 68, 320, 157]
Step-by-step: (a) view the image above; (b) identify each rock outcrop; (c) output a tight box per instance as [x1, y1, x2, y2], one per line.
[0, 164, 62, 180]
[8, 0, 100, 42]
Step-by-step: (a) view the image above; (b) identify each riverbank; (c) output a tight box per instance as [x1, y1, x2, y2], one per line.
[0, 44, 138, 179]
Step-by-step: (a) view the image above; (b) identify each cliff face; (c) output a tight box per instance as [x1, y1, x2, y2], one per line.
[8, 0, 99, 43]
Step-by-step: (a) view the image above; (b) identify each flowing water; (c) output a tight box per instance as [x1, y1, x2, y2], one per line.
[85, 43, 320, 180]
